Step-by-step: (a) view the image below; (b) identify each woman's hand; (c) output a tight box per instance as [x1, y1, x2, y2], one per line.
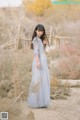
[36, 62, 41, 69]
[35, 54, 41, 69]
[43, 39, 48, 45]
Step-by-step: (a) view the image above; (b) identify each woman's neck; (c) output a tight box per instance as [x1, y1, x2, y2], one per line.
[36, 35, 40, 38]
[36, 36, 41, 41]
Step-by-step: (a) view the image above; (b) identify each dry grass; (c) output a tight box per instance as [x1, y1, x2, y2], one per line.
[0, 98, 35, 120]
[47, 41, 80, 79]
[50, 74, 71, 99]
[0, 5, 80, 101]
[0, 47, 33, 99]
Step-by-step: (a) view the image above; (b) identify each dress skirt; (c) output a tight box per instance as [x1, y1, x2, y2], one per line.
[27, 36, 50, 108]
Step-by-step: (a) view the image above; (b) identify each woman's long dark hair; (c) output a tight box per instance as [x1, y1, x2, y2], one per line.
[31, 24, 49, 49]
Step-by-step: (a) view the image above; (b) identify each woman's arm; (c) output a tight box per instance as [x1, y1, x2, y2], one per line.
[35, 55, 41, 69]
[32, 38, 41, 69]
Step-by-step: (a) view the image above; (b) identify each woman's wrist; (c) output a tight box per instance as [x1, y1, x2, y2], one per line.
[37, 61, 40, 65]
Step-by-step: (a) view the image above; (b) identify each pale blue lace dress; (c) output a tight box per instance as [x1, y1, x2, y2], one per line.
[27, 36, 50, 108]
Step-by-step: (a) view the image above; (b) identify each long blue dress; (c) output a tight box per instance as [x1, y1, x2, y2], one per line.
[27, 36, 50, 108]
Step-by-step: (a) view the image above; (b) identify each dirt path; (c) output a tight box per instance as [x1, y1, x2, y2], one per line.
[20, 88, 80, 120]
[0, 88, 80, 120]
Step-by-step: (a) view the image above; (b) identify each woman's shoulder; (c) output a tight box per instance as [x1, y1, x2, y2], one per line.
[33, 36, 37, 41]
[32, 37, 38, 45]
[32, 36, 40, 43]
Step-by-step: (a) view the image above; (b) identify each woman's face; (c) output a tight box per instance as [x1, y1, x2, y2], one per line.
[36, 29, 44, 38]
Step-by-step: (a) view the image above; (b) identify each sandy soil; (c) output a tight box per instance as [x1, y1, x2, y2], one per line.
[0, 88, 80, 120]
[21, 88, 80, 120]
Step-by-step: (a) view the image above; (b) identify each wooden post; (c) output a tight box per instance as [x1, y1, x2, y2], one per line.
[49, 26, 52, 46]
[53, 36, 60, 47]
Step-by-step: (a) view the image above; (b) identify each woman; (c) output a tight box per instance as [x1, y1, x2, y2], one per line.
[27, 24, 50, 108]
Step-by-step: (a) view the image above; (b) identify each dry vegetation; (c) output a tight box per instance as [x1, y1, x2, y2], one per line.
[23, 0, 52, 16]
[0, 47, 33, 98]
[47, 41, 80, 79]
[0, 3, 80, 119]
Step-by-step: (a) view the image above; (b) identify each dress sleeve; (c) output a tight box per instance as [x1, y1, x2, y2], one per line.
[32, 38, 39, 55]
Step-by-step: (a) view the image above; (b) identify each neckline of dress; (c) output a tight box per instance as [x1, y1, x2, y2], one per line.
[36, 36, 42, 42]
